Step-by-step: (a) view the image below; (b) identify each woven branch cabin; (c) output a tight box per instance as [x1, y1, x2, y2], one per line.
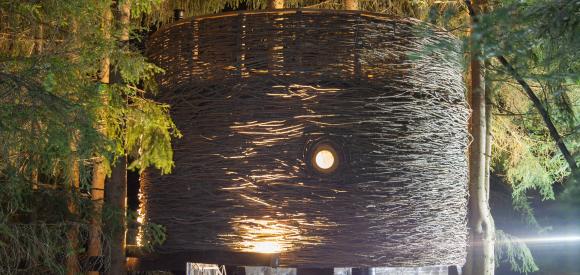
[136, 8, 469, 275]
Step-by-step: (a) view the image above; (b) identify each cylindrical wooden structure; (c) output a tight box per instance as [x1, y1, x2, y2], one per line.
[143, 9, 469, 268]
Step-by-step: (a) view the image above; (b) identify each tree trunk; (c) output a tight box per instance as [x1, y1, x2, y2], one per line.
[89, 161, 106, 275]
[484, 61, 493, 203]
[345, 0, 358, 10]
[105, 1, 130, 274]
[268, 0, 284, 9]
[465, 3, 495, 274]
[88, 7, 112, 275]
[65, 19, 80, 271]
[66, 137, 81, 275]
[106, 158, 127, 275]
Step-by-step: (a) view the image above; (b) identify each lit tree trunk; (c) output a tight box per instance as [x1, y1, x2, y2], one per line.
[30, 25, 43, 191]
[66, 136, 81, 275]
[484, 61, 494, 204]
[465, 2, 495, 274]
[105, 1, 130, 274]
[268, 0, 284, 9]
[89, 161, 106, 275]
[59, 18, 81, 274]
[88, 7, 111, 275]
[345, 0, 358, 10]
[107, 158, 127, 275]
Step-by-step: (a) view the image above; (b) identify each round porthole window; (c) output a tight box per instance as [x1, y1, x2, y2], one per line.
[310, 143, 340, 174]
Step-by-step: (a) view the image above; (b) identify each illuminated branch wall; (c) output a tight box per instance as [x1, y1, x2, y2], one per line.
[142, 9, 469, 268]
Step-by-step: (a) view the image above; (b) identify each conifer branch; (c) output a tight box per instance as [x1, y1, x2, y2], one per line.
[464, 0, 578, 172]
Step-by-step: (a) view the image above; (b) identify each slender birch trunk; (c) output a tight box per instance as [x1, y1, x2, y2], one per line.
[465, 2, 495, 273]
[484, 61, 494, 203]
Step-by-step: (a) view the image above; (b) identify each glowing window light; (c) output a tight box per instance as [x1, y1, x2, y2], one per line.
[315, 150, 335, 170]
[310, 143, 339, 174]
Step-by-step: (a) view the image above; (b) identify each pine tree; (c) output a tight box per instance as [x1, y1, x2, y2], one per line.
[475, 0, 579, 217]
[0, 1, 179, 274]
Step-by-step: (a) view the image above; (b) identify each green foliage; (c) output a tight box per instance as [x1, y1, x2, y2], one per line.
[124, 95, 181, 174]
[1, 0, 108, 209]
[139, 221, 167, 253]
[1, 2, 101, 272]
[1, 223, 75, 274]
[491, 108, 568, 228]
[411, 0, 578, 233]
[470, 3, 579, 272]
[105, 48, 181, 174]
[418, 1, 577, 272]
[475, 0, 579, 225]
[476, 0, 579, 83]
[495, 230, 539, 274]
[1, 0, 178, 273]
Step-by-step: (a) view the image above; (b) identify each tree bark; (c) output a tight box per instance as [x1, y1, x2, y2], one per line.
[106, 157, 127, 275]
[105, 1, 130, 274]
[484, 61, 493, 203]
[345, 0, 358, 10]
[465, 54, 496, 275]
[88, 160, 106, 275]
[66, 137, 81, 275]
[268, 0, 284, 9]
[464, 2, 495, 274]
[65, 19, 80, 273]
